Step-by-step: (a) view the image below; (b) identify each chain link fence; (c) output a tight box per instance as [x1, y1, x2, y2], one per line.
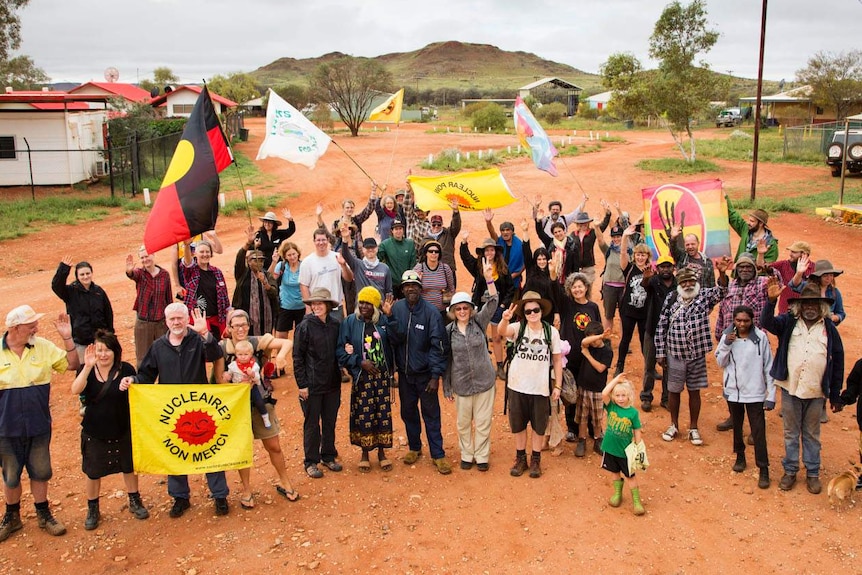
[783, 119, 862, 162]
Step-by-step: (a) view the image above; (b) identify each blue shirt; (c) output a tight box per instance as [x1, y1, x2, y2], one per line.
[275, 261, 305, 310]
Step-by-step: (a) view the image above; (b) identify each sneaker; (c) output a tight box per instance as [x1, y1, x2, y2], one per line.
[806, 476, 822, 495]
[0, 512, 23, 542]
[321, 460, 343, 472]
[128, 496, 149, 520]
[510, 454, 528, 477]
[593, 438, 604, 455]
[641, 400, 652, 413]
[758, 468, 770, 490]
[688, 429, 704, 446]
[169, 497, 190, 518]
[460, 460, 473, 470]
[778, 473, 797, 491]
[84, 506, 100, 531]
[495, 365, 507, 381]
[574, 438, 586, 458]
[529, 455, 542, 478]
[716, 417, 733, 432]
[214, 497, 229, 516]
[402, 450, 421, 465]
[565, 431, 577, 443]
[661, 424, 678, 442]
[305, 464, 324, 479]
[36, 509, 66, 536]
[432, 458, 452, 475]
[476, 462, 490, 472]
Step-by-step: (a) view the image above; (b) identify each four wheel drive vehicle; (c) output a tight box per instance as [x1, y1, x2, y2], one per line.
[715, 108, 742, 128]
[825, 130, 862, 177]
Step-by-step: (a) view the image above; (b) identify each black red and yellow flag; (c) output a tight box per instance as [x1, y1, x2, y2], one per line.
[144, 86, 233, 254]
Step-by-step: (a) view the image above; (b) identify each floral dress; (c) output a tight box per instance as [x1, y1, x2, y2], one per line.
[350, 323, 393, 449]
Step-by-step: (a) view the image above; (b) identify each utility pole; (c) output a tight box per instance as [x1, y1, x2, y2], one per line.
[750, 0, 768, 201]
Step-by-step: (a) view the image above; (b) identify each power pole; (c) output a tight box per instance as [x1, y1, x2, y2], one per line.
[750, 0, 768, 201]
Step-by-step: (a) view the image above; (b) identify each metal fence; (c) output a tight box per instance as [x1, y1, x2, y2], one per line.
[107, 131, 183, 196]
[783, 119, 862, 162]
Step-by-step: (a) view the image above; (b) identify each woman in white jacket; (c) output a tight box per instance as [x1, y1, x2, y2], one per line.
[715, 305, 775, 490]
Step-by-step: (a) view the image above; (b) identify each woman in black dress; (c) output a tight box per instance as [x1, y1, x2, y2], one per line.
[71, 330, 149, 531]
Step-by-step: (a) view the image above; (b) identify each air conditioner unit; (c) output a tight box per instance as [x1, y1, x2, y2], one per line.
[94, 160, 108, 176]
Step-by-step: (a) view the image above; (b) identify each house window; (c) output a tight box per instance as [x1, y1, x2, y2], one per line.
[0, 136, 15, 160]
[173, 104, 194, 115]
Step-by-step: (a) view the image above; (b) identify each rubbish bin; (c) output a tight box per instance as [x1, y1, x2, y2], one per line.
[624, 120, 634, 130]
[239, 128, 249, 141]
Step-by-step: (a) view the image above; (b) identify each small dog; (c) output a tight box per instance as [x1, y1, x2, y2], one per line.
[827, 463, 862, 507]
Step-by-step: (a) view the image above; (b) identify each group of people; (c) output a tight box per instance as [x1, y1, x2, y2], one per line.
[2, 184, 861, 542]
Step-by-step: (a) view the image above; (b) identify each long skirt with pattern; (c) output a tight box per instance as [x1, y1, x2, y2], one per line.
[349, 369, 393, 449]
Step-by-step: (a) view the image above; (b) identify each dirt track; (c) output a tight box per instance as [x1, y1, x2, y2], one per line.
[1, 118, 860, 574]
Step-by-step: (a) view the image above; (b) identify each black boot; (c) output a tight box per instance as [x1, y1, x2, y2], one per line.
[732, 453, 747, 473]
[128, 492, 149, 520]
[85, 499, 100, 531]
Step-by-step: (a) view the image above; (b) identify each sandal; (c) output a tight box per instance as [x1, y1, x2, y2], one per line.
[275, 485, 300, 502]
[379, 459, 393, 472]
[240, 494, 255, 510]
[358, 460, 372, 473]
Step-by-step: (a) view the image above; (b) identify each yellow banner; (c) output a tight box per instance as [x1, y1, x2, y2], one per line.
[368, 88, 404, 123]
[407, 168, 517, 211]
[130, 384, 253, 475]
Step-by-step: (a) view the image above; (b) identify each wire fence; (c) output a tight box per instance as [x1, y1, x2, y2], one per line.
[783, 119, 862, 162]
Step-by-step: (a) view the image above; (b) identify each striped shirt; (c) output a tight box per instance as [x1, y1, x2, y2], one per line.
[414, 262, 454, 311]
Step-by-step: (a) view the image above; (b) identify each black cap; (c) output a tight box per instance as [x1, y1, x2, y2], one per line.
[363, 237, 378, 248]
[391, 218, 405, 229]
[610, 225, 624, 237]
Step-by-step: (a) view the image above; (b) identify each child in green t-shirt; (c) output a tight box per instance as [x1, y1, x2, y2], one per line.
[600, 374, 645, 516]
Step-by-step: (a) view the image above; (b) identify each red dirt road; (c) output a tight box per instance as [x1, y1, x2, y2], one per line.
[1, 118, 860, 574]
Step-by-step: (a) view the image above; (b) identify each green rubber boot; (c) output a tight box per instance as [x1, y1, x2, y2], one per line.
[631, 487, 645, 516]
[609, 479, 624, 507]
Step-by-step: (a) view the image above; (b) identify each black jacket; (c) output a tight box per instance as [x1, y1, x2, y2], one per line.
[51, 262, 114, 345]
[135, 330, 223, 384]
[293, 314, 341, 394]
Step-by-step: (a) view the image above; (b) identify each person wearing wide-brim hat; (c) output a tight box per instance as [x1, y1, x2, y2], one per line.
[762, 278, 845, 495]
[460, 232, 515, 380]
[726, 195, 778, 263]
[570, 204, 613, 288]
[497, 291, 563, 479]
[255, 209, 296, 264]
[443, 258, 500, 471]
[293, 287, 344, 479]
[790, 259, 845, 327]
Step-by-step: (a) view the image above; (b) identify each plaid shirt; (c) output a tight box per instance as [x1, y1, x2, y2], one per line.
[403, 187, 431, 246]
[181, 261, 231, 326]
[714, 276, 773, 341]
[127, 266, 173, 321]
[655, 285, 726, 361]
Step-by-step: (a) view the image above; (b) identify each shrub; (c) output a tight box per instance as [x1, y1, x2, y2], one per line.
[462, 102, 490, 119]
[470, 103, 507, 132]
[535, 102, 567, 125]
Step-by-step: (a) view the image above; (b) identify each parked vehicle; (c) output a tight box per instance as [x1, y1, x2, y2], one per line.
[825, 130, 862, 177]
[715, 108, 742, 128]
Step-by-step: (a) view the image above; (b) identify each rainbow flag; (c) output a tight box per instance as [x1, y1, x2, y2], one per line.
[642, 178, 731, 260]
[513, 96, 558, 176]
[130, 384, 253, 475]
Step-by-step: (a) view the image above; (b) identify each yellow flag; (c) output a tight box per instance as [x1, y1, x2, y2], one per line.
[130, 384, 253, 475]
[368, 88, 404, 123]
[407, 168, 517, 211]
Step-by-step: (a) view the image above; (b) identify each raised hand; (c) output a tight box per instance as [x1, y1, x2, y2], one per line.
[246, 224, 256, 244]
[61, 255, 73, 267]
[125, 254, 135, 272]
[520, 218, 529, 233]
[642, 265, 655, 280]
[335, 252, 346, 266]
[482, 257, 494, 281]
[600, 199, 611, 213]
[459, 230, 469, 244]
[54, 313, 72, 340]
[191, 308, 208, 336]
[83, 344, 97, 368]
[796, 253, 810, 273]
[623, 224, 636, 237]
[483, 208, 494, 222]
[716, 256, 732, 274]
[766, 275, 783, 301]
[381, 294, 394, 316]
[315, 203, 323, 217]
[281, 208, 292, 221]
[449, 198, 460, 211]
[501, 302, 517, 322]
[756, 236, 768, 255]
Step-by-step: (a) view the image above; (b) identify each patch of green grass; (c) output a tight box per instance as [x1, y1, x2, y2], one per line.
[421, 142, 601, 171]
[0, 194, 144, 241]
[730, 189, 862, 213]
[697, 130, 823, 166]
[636, 158, 721, 174]
[221, 195, 283, 216]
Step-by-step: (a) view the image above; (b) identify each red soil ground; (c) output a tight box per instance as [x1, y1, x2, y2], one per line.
[0, 118, 860, 574]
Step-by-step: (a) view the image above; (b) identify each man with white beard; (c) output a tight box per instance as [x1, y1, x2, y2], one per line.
[655, 263, 729, 446]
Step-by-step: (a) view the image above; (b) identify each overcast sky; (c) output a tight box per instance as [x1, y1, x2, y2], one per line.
[17, 0, 862, 88]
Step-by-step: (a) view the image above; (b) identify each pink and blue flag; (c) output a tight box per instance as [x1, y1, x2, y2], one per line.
[513, 96, 558, 176]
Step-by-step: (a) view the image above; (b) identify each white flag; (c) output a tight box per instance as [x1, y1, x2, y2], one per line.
[256, 89, 331, 169]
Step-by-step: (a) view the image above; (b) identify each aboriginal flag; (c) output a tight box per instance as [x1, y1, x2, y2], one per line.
[143, 86, 233, 254]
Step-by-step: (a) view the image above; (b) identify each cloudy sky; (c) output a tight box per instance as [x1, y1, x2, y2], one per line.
[17, 0, 862, 88]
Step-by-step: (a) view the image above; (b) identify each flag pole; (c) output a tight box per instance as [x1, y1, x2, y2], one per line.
[330, 138, 378, 186]
[383, 122, 401, 188]
[556, 154, 589, 197]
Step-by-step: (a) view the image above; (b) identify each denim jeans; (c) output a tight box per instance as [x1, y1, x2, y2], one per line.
[398, 372, 445, 459]
[168, 472, 228, 499]
[780, 388, 824, 477]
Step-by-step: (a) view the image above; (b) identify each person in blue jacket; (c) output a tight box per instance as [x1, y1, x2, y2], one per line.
[384, 270, 450, 475]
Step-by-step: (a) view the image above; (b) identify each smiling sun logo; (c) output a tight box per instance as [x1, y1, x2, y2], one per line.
[173, 410, 217, 446]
